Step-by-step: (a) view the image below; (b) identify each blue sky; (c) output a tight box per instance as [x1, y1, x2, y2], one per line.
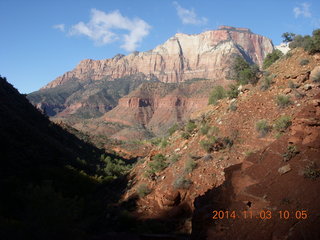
[1, 0, 319, 93]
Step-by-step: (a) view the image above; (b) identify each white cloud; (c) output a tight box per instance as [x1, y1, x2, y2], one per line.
[293, 3, 311, 18]
[69, 9, 151, 51]
[173, 1, 207, 25]
[53, 24, 65, 32]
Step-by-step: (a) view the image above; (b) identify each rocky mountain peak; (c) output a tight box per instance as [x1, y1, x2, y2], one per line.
[42, 26, 274, 89]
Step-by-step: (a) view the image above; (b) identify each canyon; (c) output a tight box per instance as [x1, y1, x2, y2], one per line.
[28, 26, 274, 140]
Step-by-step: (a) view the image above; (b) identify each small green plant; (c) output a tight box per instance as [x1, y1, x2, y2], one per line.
[288, 80, 297, 89]
[207, 126, 219, 136]
[282, 145, 299, 162]
[169, 154, 180, 164]
[200, 136, 217, 153]
[184, 158, 197, 174]
[185, 120, 197, 133]
[160, 138, 168, 148]
[173, 176, 192, 189]
[181, 131, 191, 139]
[150, 138, 162, 146]
[276, 95, 292, 108]
[274, 116, 292, 132]
[244, 150, 254, 157]
[263, 49, 283, 69]
[303, 162, 320, 179]
[208, 86, 226, 105]
[200, 124, 210, 135]
[168, 123, 179, 136]
[136, 183, 151, 198]
[144, 154, 168, 178]
[260, 75, 273, 91]
[226, 84, 239, 99]
[299, 59, 309, 66]
[256, 119, 271, 137]
[229, 102, 237, 111]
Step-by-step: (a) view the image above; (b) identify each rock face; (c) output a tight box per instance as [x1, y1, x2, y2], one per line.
[43, 26, 273, 89]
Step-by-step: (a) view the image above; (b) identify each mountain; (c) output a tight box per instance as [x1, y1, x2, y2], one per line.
[123, 48, 320, 238]
[42, 26, 273, 88]
[28, 26, 274, 141]
[0, 76, 135, 239]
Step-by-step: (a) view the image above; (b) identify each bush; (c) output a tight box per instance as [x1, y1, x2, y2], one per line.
[208, 86, 226, 105]
[276, 95, 292, 108]
[160, 138, 168, 148]
[181, 131, 191, 139]
[229, 102, 237, 111]
[168, 123, 179, 136]
[303, 162, 320, 179]
[184, 158, 197, 174]
[226, 84, 239, 99]
[288, 80, 297, 89]
[200, 124, 210, 135]
[274, 116, 292, 132]
[299, 59, 309, 66]
[148, 154, 168, 175]
[260, 75, 273, 91]
[283, 145, 299, 162]
[200, 136, 226, 152]
[256, 119, 271, 137]
[263, 49, 283, 69]
[289, 29, 320, 54]
[136, 183, 151, 198]
[229, 56, 259, 85]
[185, 120, 197, 133]
[207, 126, 219, 136]
[173, 176, 192, 189]
[169, 154, 180, 164]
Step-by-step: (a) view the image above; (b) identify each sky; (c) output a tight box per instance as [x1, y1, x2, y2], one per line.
[1, 0, 320, 94]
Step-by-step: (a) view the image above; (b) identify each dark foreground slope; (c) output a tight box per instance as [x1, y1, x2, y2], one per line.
[0, 76, 133, 240]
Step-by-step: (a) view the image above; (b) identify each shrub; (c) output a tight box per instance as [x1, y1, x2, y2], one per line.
[283, 145, 299, 162]
[136, 183, 151, 198]
[226, 84, 239, 99]
[207, 126, 219, 136]
[169, 154, 180, 164]
[229, 102, 237, 111]
[208, 86, 226, 105]
[288, 80, 297, 89]
[173, 176, 192, 189]
[299, 59, 309, 66]
[150, 138, 162, 146]
[260, 75, 273, 91]
[200, 136, 226, 153]
[200, 124, 210, 135]
[168, 123, 179, 136]
[184, 158, 197, 174]
[185, 120, 197, 133]
[276, 95, 292, 108]
[181, 131, 191, 139]
[256, 119, 271, 137]
[289, 29, 320, 54]
[274, 116, 292, 132]
[263, 49, 283, 69]
[160, 138, 168, 148]
[229, 56, 259, 85]
[303, 162, 320, 179]
[148, 154, 168, 174]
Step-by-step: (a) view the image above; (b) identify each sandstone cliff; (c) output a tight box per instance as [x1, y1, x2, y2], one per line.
[43, 26, 273, 89]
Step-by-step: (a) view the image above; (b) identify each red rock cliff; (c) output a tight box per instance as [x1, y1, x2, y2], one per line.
[43, 26, 274, 89]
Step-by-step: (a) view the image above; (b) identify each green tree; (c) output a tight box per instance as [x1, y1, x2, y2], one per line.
[282, 32, 296, 43]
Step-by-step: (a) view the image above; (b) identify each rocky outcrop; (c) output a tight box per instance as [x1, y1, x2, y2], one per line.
[43, 26, 273, 89]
